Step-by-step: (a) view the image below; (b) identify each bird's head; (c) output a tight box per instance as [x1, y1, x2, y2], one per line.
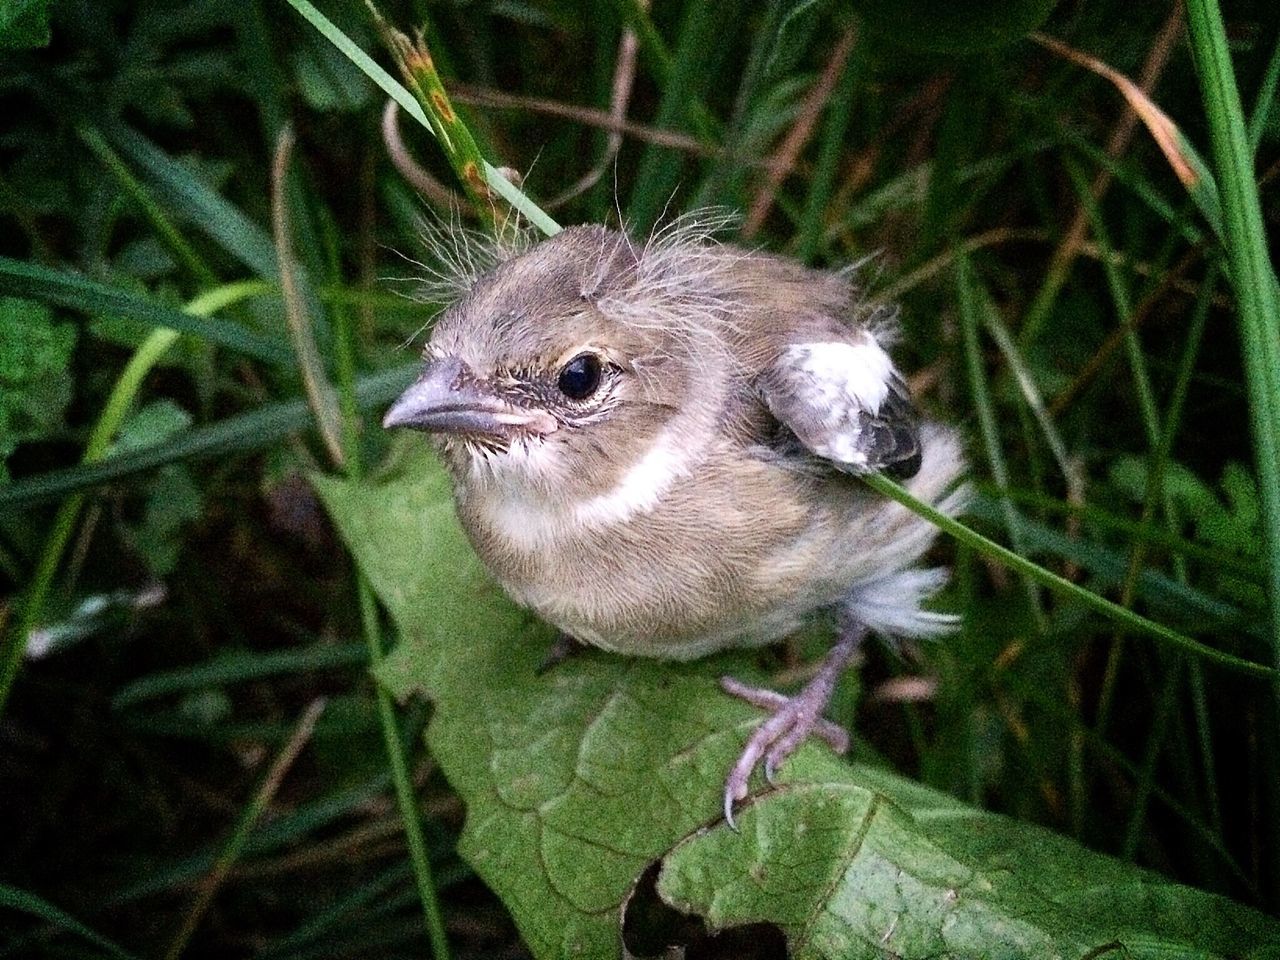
[383, 223, 739, 500]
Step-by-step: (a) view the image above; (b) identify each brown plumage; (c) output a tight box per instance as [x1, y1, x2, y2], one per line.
[384, 218, 967, 823]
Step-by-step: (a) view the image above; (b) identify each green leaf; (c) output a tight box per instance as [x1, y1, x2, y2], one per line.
[128, 463, 202, 575]
[112, 641, 367, 710]
[0, 295, 76, 479]
[660, 768, 1278, 957]
[111, 399, 193, 456]
[315, 447, 1280, 959]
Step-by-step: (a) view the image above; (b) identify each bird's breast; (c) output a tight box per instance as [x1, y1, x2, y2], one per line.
[454, 443, 839, 659]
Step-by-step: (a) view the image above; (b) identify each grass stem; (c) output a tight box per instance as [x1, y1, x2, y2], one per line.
[862, 472, 1274, 680]
[325, 204, 453, 959]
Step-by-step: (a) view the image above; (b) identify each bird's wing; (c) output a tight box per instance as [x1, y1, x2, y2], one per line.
[756, 331, 922, 478]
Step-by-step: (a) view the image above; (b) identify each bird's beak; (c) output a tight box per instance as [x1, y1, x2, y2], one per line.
[382, 356, 557, 438]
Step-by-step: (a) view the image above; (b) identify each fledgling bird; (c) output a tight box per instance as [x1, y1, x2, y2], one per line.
[383, 216, 967, 824]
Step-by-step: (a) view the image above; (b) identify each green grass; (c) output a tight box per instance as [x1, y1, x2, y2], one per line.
[1, 0, 1278, 955]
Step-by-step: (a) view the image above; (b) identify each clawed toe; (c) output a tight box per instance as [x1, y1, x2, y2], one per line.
[720, 691, 846, 829]
[718, 624, 865, 828]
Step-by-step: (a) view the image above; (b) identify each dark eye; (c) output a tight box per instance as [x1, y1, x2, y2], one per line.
[557, 353, 603, 400]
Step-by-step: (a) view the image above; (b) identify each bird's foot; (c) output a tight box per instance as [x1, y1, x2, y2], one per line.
[718, 622, 865, 829]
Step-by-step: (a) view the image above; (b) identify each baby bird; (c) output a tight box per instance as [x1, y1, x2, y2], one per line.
[383, 218, 967, 824]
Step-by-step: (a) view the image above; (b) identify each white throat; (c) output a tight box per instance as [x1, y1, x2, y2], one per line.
[466, 421, 698, 550]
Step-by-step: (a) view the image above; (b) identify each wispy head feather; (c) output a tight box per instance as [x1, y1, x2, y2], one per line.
[411, 206, 537, 307]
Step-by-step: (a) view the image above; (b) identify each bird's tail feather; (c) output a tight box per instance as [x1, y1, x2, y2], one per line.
[843, 422, 969, 640]
[842, 567, 958, 639]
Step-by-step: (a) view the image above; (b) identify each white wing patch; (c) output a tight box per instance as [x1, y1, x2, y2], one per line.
[760, 334, 921, 476]
[784, 340, 894, 413]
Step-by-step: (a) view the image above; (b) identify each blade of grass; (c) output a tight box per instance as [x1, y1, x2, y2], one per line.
[614, 0, 674, 87]
[957, 252, 1045, 623]
[77, 125, 219, 289]
[366, 8, 493, 221]
[112, 642, 368, 710]
[0, 885, 142, 960]
[1116, 268, 1219, 849]
[284, 0, 559, 237]
[614, 0, 719, 145]
[257, 863, 413, 957]
[1062, 155, 1183, 737]
[1188, 2, 1280, 900]
[626, 0, 730, 228]
[0, 259, 289, 365]
[108, 775, 393, 904]
[1121, 658, 1183, 860]
[1032, 115, 1203, 247]
[919, 69, 987, 259]
[1003, 673, 1254, 892]
[0, 364, 417, 512]
[794, 27, 861, 263]
[689, 0, 787, 211]
[272, 126, 344, 467]
[1034, 31, 1225, 237]
[977, 481, 1262, 580]
[104, 123, 281, 278]
[830, 139, 1055, 250]
[105, 119, 335, 356]
[1247, 23, 1280, 153]
[974, 274, 1084, 502]
[356, 569, 451, 959]
[966, 495, 1250, 631]
[861, 471, 1274, 679]
[1019, 8, 1184, 349]
[745, 24, 857, 239]
[1186, 0, 1280, 697]
[1179, 278, 1225, 836]
[1064, 156, 1164, 452]
[0, 281, 272, 717]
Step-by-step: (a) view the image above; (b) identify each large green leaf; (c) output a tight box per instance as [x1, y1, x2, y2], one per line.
[314, 447, 1280, 959]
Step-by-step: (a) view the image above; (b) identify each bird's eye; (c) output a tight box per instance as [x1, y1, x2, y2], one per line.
[557, 353, 603, 400]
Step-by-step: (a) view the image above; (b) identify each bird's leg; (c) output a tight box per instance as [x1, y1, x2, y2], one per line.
[536, 632, 588, 675]
[719, 618, 866, 828]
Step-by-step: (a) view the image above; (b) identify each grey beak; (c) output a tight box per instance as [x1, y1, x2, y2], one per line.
[382, 356, 556, 437]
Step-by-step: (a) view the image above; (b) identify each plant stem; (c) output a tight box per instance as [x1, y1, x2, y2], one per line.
[284, 0, 559, 237]
[362, 583, 451, 959]
[326, 216, 453, 959]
